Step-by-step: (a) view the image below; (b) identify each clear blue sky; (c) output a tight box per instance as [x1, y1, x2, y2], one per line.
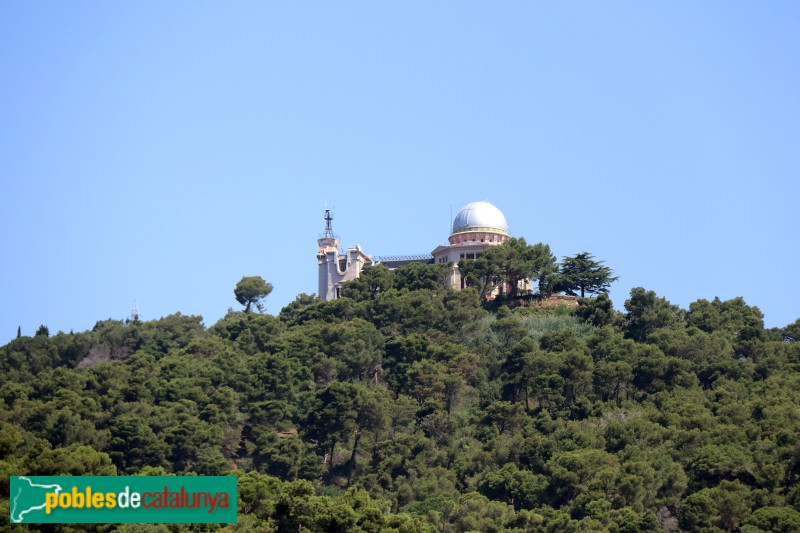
[2, 2, 798, 343]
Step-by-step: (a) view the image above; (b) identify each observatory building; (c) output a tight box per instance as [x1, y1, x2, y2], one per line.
[317, 201, 513, 300]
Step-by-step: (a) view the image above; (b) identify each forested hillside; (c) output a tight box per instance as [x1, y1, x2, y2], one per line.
[2, 262, 800, 532]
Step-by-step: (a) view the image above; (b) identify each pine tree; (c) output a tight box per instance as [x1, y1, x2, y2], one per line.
[558, 252, 619, 298]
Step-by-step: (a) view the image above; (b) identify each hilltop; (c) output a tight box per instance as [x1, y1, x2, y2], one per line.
[1, 261, 800, 532]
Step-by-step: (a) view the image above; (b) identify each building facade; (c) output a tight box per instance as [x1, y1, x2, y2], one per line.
[317, 201, 514, 300]
[316, 209, 375, 301]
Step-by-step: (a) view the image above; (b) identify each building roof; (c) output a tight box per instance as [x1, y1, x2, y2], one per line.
[376, 255, 435, 269]
[451, 201, 509, 236]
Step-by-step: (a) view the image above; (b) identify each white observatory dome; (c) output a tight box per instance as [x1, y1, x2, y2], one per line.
[451, 201, 509, 236]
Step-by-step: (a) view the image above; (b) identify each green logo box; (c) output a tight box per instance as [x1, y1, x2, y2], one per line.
[10, 476, 237, 524]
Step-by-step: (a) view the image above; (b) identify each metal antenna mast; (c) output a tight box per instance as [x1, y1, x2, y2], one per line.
[324, 209, 335, 238]
[131, 300, 140, 321]
[322, 202, 338, 240]
[450, 203, 453, 235]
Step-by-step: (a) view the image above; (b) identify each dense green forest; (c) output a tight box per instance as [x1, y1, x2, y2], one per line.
[2, 259, 800, 532]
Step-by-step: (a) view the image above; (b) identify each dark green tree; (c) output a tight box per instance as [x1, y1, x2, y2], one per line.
[460, 238, 556, 299]
[394, 261, 450, 292]
[35, 325, 49, 337]
[278, 293, 317, 323]
[744, 506, 800, 532]
[458, 252, 500, 300]
[479, 463, 547, 509]
[305, 382, 389, 482]
[341, 264, 394, 301]
[557, 252, 618, 298]
[687, 296, 764, 344]
[624, 287, 684, 342]
[576, 293, 623, 328]
[784, 318, 800, 343]
[234, 275, 273, 313]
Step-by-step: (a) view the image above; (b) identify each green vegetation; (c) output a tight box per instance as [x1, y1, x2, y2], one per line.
[2, 261, 799, 532]
[235, 275, 274, 313]
[458, 238, 557, 299]
[556, 252, 619, 299]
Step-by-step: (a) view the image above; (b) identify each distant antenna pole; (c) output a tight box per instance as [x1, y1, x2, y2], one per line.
[131, 300, 139, 321]
[323, 208, 336, 239]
